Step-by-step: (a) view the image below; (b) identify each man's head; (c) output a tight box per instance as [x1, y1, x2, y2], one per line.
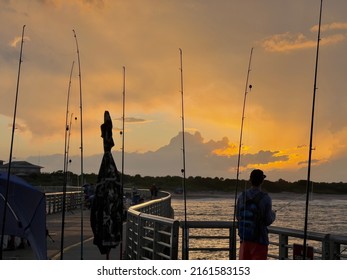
[250, 169, 266, 187]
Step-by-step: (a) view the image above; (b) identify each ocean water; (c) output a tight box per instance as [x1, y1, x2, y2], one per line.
[171, 193, 347, 259]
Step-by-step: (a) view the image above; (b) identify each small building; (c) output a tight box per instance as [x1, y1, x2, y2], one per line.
[0, 160, 43, 176]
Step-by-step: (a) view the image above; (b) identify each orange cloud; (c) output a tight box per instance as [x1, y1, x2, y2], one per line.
[10, 36, 30, 48]
[213, 144, 238, 156]
[262, 22, 347, 53]
[311, 22, 347, 32]
[321, 34, 346, 45]
[245, 147, 310, 172]
[262, 32, 316, 52]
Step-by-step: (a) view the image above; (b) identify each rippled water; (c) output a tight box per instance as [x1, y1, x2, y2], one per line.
[171, 193, 347, 259]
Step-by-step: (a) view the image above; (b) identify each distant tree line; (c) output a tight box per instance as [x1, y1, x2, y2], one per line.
[23, 171, 347, 194]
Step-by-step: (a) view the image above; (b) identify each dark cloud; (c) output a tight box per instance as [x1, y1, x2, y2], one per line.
[35, 0, 105, 6]
[113, 117, 149, 128]
[242, 150, 289, 165]
[36, 0, 51, 4]
[82, 0, 105, 8]
[298, 158, 321, 166]
[27, 131, 347, 182]
[33, 131, 290, 180]
[124, 117, 147, 123]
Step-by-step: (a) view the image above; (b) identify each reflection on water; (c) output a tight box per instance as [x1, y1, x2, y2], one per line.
[172, 193, 347, 259]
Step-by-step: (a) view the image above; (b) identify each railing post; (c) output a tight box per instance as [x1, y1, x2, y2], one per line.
[137, 215, 144, 259]
[278, 234, 288, 260]
[153, 222, 158, 260]
[47, 197, 51, 214]
[182, 226, 189, 260]
[230, 223, 237, 260]
[171, 220, 179, 260]
[53, 195, 57, 214]
[323, 234, 340, 260]
[322, 234, 331, 259]
[126, 214, 137, 260]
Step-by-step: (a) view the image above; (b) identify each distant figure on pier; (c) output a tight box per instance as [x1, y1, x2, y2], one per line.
[149, 183, 158, 199]
[236, 169, 276, 260]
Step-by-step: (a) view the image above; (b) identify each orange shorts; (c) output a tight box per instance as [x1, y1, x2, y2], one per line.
[239, 241, 268, 260]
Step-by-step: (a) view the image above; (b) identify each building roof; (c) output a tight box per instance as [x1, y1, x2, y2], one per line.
[0, 161, 43, 169]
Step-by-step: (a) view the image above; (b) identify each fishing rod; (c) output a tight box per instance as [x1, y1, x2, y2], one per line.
[65, 113, 75, 186]
[119, 66, 126, 259]
[231, 47, 254, 259]
[66, 113, 75, 175]
[179, 48, 189, 259]
[60, 60, 74, 260]
[0, 25, 26, 260]
[121, 66, 125, 190]
[65, 62, 75, 173]
[303, 0, 323, 260]
[73, 29, 85, 260]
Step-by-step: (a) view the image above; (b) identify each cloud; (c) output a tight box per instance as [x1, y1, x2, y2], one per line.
[114, 117, 149, 124]
[25, 130, 347, 182]
[137, 132, 294, 179]
[298, 158, 321, 166]
[12, 122, 28, 133]
[262, 22, 347, 53]
[297, 145, 307, 149]
[9, 36, 30, 48]
[81, 0, 106, 8]
[262, 32, 316, 52]
[261, 33, 345, 53]
[242, 150, 289, 165]
[311, 22, 347, 32]
[35, 0, 106, 8]
[36, 0, 54, 5]
[321, 34, 346, 45]
[32, 131, 291, 179]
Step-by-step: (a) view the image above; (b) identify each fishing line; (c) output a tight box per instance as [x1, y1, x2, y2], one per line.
[274, 193, 307, 212]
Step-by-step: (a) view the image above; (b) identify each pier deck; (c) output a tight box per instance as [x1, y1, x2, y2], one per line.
[2, 209, 123, 260]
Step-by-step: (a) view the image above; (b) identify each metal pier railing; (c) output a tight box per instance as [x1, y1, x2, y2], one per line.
[268, 226, 347, 260]
[125, 191, 179, 260]
[179, 221, 347, 260]
[44, 189, 347, 260]
[45, 191, 82, 215]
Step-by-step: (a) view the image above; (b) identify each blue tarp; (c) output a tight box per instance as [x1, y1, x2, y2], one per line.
[0, 172, 47, 259]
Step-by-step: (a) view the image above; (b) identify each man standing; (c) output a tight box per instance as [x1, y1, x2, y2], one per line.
[236, 169, 276, 260]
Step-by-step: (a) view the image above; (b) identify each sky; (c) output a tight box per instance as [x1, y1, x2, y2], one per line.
[1, 0, 347, 183]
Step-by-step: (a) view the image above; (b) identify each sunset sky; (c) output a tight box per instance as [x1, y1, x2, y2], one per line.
[1, 0, 347, 183]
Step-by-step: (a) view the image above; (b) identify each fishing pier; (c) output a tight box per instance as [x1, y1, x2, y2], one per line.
[6, 188, 345, 260]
